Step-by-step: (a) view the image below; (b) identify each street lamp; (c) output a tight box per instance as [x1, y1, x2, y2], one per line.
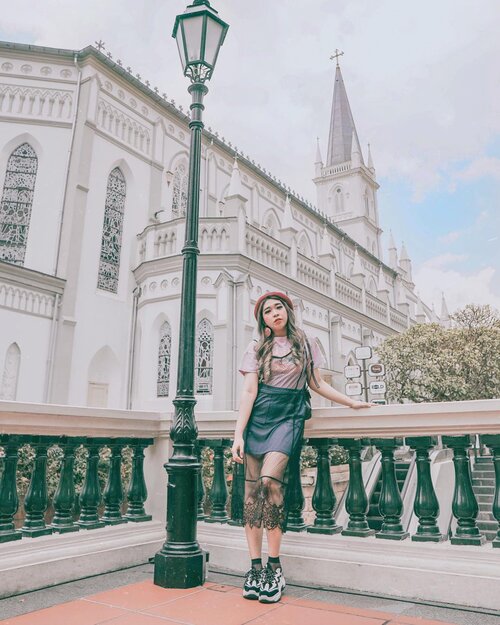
[154, 0, 229, 589]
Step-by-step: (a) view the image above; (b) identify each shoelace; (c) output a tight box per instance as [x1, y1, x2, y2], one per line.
[246, 568, 261, 583]
[261, 566, 277, 587]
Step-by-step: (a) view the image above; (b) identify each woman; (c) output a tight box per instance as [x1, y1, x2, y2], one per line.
[232, 291, 372, 603]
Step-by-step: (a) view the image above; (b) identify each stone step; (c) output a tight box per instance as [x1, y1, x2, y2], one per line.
[472, 478, 495, 487]
[473, 485, 495, 495]
[477, 495, 494, 504]
[476, 520, 499, 531]
[478, 511, 496, 521]
[472, 470, 495, 478]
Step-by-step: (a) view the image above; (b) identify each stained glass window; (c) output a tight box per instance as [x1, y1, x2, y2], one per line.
[171, 162, 188, 217]
[97, 168, 126, 293]
[0, 143, 38, 265]
[195, 318, 213, 395]
[157, 321, 172, 397]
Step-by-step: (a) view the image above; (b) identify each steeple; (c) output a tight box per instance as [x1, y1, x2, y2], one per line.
[326, 64, 364, 167]
[315, 137, 323, 177]
[367, 143, 375, 173]
[440, 292, 451, 328]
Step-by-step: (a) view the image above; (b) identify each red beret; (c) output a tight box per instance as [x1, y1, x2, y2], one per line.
[254, 291, 294, 320]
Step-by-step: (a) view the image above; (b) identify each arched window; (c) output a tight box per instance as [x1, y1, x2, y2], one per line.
[97, 167, 126, 293]
[157, 321, 172, 397]
[195, 318, 213, 394]
[0, 342, 21, 400]
[172, 162, 188, 217]
[0, 143, 38, 266]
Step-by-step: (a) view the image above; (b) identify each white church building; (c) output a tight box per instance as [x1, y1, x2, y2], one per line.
[0, 41, 444, 410]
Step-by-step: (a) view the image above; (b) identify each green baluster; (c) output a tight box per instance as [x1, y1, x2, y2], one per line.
[443, 435, 485, 546]
[286, 441, 307, 532]
[77, 440, 105, 529]
[205, 440, 229, 523]
[373, 438, 409, 540]
[102, 442, 127, 525]
[0, 436, 22, 543]
[340, 438, 375, 537]
[407, 436, 445, 542]
[22, 439, 53, 537]
[481, 435, 500, 548]
[51, 439, 79, 534]
[195, 441, 207, 520]
[307, 438, 342, 534]
[125, 441, 152, 522]
[228, 457, 244, 526]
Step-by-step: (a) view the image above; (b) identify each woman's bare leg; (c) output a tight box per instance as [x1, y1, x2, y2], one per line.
[266, 526, 283, 558]
[245, 524, 264, 559]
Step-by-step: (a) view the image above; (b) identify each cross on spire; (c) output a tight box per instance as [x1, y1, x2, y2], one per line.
[95, 40, 105, 51]
[330, 48, 344, 67]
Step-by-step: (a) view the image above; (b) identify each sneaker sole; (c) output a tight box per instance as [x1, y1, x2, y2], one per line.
[243, 590, 260, 600]
[259, 593, 282, 604]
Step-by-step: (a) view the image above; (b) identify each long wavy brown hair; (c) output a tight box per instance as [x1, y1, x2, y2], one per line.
[255, 296, 308, 383]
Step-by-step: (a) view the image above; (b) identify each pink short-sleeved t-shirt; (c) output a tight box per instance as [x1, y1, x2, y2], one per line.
[239, 335, 326, 389]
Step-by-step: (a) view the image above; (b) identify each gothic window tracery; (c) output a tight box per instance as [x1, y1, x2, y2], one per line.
[97, 167, 126, 293]
[0, 143, 38, 265]
[195, 318, 213, 394]
[157, 321, 172, 397]
[172, 162, 188, 217]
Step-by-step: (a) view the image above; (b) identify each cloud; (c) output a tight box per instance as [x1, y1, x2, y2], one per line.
[455, 157, 500, 182]
[423, 253, 469, 269]
[438, 230, 462, 244]
[414, 265, 500, 313]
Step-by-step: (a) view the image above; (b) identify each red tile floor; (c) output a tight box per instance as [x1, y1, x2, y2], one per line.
[0, 580, 460, 625]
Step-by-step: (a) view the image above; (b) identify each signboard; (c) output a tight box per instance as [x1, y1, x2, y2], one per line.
[368, 363, 385, 377]
[344, 365, 361, 379]
[372, 398, 387, 405]
[355, 346, 372, 360]
[345, 382, 363, 396]
[369, 381, 386, 395]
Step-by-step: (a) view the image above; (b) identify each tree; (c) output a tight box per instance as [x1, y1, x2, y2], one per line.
[376, 305, 500, 403]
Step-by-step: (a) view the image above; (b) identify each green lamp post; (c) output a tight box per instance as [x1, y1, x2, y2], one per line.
[154, 0, 228, 589]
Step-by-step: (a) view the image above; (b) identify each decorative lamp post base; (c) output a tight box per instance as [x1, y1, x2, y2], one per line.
[154, 550, 207, 589]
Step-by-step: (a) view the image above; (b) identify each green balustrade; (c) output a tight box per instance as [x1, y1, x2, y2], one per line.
[195, 442, 207, 520]
[77, 441, 105, 530]
[480, 434, 500, 548]
[307, 438, 342, 535]
[51, 439, 80, 534]
[102, 442, 127, 525]
[125, 441, 152, 522]
[22, 440, 53, 537]
[372, 439, 409, 540]
[443, 435, 485, 546]
[286, 443, 307, 532]
[339, 438, 375, 537]
[205, 440, 230, 523]
[0, 436, 22, 543]
[407, 437, 445, 542]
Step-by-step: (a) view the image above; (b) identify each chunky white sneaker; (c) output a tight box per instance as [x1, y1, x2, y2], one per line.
[258, 565, 286, 603]
[242, 567, 262, 600]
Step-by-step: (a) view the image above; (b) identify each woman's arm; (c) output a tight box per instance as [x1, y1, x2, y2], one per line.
[308, 368, 373, 409]
[231, 372, 259, 463]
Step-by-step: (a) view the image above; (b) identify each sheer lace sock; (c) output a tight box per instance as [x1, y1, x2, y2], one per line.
[251, 558, 263, 571]
[268, 556, 281, 572]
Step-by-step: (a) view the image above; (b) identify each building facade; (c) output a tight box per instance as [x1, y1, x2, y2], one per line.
[0, 41, 441, 410]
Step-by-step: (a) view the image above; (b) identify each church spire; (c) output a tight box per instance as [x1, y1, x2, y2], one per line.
[326, 59, 364, 167]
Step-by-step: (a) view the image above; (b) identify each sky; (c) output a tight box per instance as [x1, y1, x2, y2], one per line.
[2, 0, 499, 313]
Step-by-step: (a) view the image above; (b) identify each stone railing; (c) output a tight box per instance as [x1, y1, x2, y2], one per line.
[335, 273, 363, 310]
[245, 224, 289, 273]
[390, 305, 409, 331]
[1, 400, 499, 607]
[297, 253, 330, 294]
[366, 292, 388, 323]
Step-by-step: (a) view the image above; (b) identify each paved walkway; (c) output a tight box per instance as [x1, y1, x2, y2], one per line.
[0, 565, 498, 625]
[0, 579, 470, 625]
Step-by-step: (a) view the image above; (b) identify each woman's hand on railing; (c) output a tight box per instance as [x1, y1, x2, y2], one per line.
[231, 436, 245, 464]
[349, 400, 375, 409]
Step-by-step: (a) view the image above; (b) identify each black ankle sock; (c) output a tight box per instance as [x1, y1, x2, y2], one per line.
[251, 558, 262, 571]
[268, 556, 281, 572]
